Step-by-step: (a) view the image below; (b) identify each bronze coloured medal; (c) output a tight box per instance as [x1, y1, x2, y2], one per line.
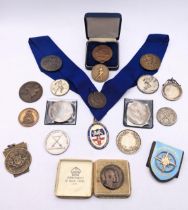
[91, 64, 109, 83]
[4, 143, 32, 176]
[100, 164, 124, 190]
[18, 108, 39, 127]
[88, 91, 107, 109]
[19, 81, 43, 103]
[92, 45, 113, 63]
[40, 55, 62, 71]
[140, 54, 161, 71]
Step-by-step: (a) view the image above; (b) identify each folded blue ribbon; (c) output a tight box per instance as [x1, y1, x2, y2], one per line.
[29, 34, 169, 121]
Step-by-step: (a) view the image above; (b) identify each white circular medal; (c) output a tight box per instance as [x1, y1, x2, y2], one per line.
[45, 130, 70, 155]
[137, 75, 159, 94]
[50, 79, 69, 96]
[116, 129, 141, 154]
[48, 101, 73, 122]
[88, 122, 109, 149]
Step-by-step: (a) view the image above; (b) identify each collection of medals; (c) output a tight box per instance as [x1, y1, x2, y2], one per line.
[3, 13, 184, 199]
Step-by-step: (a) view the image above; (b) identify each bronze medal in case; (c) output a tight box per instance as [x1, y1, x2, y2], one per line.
[94, 159, 131, 197]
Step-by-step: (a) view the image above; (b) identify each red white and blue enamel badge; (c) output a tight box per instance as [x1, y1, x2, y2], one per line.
[88, 122, 109, 149]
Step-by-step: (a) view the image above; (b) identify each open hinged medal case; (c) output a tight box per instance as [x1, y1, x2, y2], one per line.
[85, 13, 122, 70]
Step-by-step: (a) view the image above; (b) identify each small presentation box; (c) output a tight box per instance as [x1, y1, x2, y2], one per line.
[85, 13, 122, 70]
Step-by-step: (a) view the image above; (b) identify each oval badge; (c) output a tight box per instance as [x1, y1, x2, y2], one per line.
[88, 122, 109, 149]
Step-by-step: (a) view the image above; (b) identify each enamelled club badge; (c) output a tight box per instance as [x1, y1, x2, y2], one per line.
[146, 141, 184, 182]
[88, 122, 109, 149]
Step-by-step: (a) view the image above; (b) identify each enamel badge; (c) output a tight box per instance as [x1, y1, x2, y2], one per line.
[146, 141, 184, 182]
[88, 122, 109, 149]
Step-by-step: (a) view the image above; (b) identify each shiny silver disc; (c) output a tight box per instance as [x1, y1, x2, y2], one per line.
[127, 101, 151, 126]
[48, 101, 73, 122]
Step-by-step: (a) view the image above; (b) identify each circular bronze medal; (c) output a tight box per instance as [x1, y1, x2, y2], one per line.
[19, 81, 43, 103]
[40, 55, 62, 71]
[100, 164, 124, 190]
[140, 53, 161, 71]
[5, 148, 32, 175]
[91, 64, 109, 83]
[92, 45, 113, 63]
[18, 108, 39, 127]
[88, 91, 107, 109]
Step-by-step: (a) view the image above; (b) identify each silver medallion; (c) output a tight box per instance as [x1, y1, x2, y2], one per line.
[88, 122, 109, 149]
[127, 101, 151, 126]
[156, 107, 177, 126]
[45, 130, 70, 155]
[137, 75, 159, 94]
[48, 101, 73, 122]
[116, 129, 141, 154]
[162, 78, 182, 101]
[50, 79, 69, 96]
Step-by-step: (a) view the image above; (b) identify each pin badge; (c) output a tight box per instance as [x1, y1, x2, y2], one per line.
[88, 122, 109, 149]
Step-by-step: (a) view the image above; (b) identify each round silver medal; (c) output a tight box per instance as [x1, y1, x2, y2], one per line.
[88, 122, 109, 149]
[127, 101, 151, 126]
[162, 78, 182, 101]
[116, 129, 141, 154]
[156, 107, 177, 126]
[50, 79, 69, 96]
[137, 75, 159, 94]
[45, 130, 70, 155]
[48, 101, 73, 122]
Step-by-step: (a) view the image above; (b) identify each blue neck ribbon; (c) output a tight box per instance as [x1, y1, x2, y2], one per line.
[29, 34, 169, 121]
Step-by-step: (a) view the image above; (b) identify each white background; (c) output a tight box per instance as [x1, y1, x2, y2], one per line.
[0, 0, 188, 209]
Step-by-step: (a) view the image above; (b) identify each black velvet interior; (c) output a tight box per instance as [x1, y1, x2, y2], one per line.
[85, 41, 119, 70]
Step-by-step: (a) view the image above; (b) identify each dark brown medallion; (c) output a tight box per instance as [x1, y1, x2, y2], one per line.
[40, 55, 62, 71]
[100, 164, 124, 190]
[140, 53, 161, 71]
[88, 91, 107, 109]
[19, 81, 43, 103]
[92, 45, 113, 63]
